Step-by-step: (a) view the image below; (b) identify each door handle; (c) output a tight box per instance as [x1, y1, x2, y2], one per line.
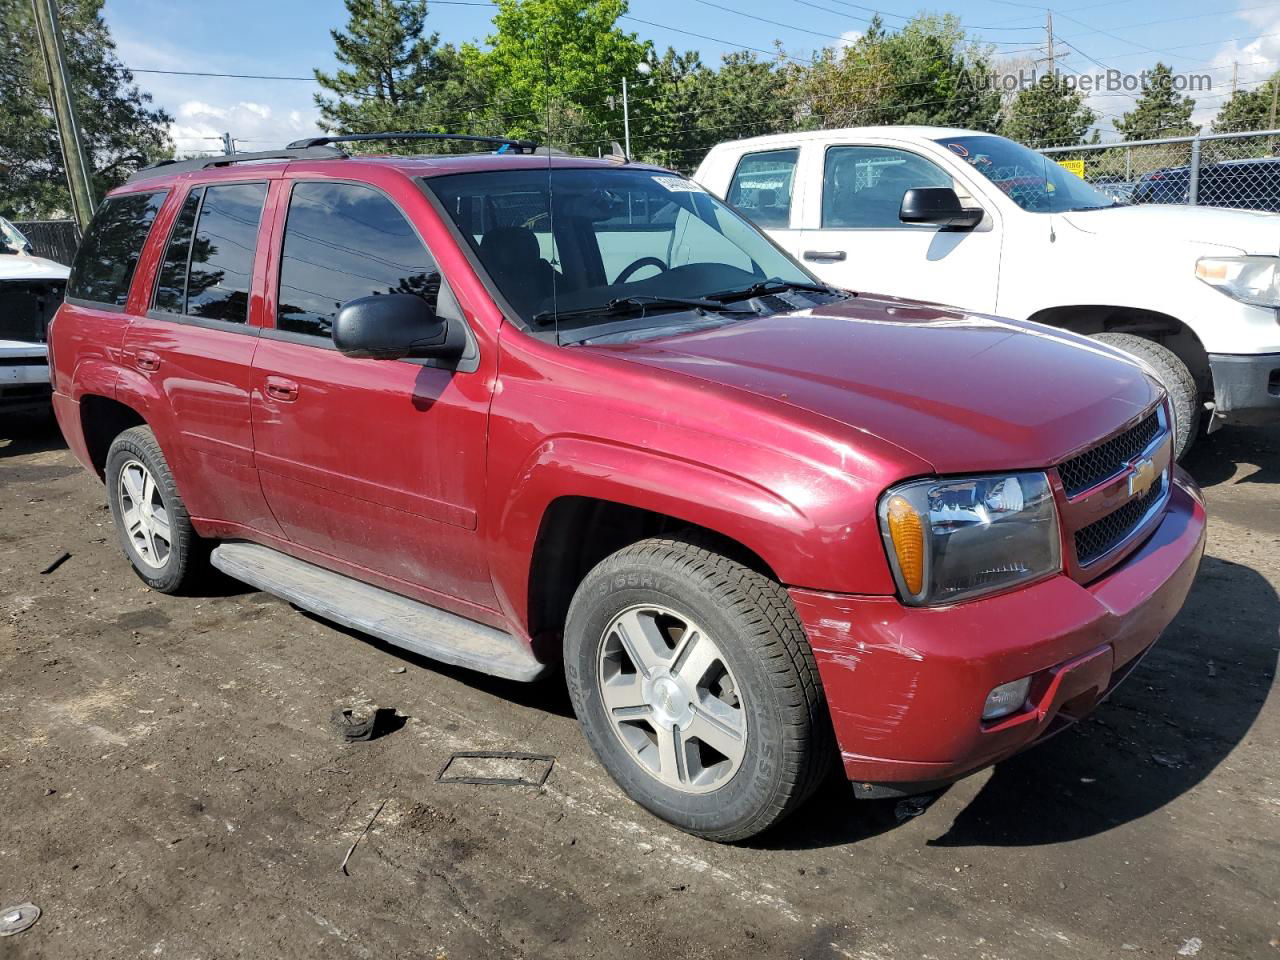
[265, 376, 299, 402]
[133, 350, 161, 372]
[803, 250, 847, 262]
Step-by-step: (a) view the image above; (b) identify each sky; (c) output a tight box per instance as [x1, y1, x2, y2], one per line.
[101, 0, 1280, 154]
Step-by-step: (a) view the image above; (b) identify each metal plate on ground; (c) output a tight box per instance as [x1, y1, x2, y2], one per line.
[437, 751, 555, 787]
[0, 903, 40, 936]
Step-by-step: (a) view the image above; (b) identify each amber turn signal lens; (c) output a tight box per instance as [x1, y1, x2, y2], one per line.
[884, 495, 925, 595]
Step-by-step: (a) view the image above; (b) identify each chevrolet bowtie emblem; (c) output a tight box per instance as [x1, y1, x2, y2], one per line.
[1128, 456, 1157, 498]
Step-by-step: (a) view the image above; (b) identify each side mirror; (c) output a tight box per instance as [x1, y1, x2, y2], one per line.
[333, 293, 465, 361]
[899, 187, 984, 229]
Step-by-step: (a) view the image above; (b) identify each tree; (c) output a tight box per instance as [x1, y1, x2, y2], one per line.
[1211, 72, 1280, 134]
[1114, 62, 1199, 141]
[1001, 73, 1096, 147]
[0, 0, 171, 220]
[787, 15, 1001, 132]
[315, 0, 481, 148]
[464, 0, 648, 150]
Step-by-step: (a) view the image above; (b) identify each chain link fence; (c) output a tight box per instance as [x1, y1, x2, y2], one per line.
[1039, 129, 1280, 212]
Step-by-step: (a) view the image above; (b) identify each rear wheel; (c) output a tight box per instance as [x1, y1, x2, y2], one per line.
[105, 426, 206, 593]
[1092, 332, 1201, 460]
[564, 535, 833, 842]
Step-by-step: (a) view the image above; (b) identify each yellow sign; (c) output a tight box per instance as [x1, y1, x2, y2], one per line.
[1057, 158, 1086, 178]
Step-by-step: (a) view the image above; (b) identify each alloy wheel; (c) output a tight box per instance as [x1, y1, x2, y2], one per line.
[597, 604, 747, 794]
[117, 458, 172, 570]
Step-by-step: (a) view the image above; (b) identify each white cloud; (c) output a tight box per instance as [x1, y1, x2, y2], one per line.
[110, 22, 322, 156]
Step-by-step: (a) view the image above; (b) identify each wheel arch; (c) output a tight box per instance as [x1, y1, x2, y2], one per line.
[1026, 304, 1212, 396]
[524, 495, 782, 658]
[79, 394, 149, 479]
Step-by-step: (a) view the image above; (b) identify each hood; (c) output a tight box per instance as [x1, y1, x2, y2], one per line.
[591, 296, 1161, 475]
[1062, 203, 1280, 256]
[0, 254, 71, 281]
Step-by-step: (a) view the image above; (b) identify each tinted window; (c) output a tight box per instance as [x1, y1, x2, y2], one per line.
[154, 192, 200, 313]
[823, 146, 953, 228]
[68, 192, 165, 306]
[187, 183, 267, 322]
[726, 149, 798, 229]
[277, 181, 439, 339]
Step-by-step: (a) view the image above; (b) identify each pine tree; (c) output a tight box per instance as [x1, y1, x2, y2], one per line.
[0, 0, 171, 219]
[314, 0, 478, 147]
[1211, 72, 1280, 134]
[1114, 62, 1199, 141]
[1001, 73, 1096, 147]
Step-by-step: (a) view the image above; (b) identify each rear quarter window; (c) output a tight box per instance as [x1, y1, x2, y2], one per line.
[67, 191, 166, 307]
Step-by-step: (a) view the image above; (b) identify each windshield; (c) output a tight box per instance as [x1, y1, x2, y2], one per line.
[936, 135, 1117, 213]
[0, 217, 30, 256]
[424, 166, 816, 335]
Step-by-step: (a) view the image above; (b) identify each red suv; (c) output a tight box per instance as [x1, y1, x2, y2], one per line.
[50, 134, 1206, 841]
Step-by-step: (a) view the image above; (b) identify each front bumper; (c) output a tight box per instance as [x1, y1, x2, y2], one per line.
[0, 355, 51, 412]
[1209, 352, 1280, 426]
[790, 469, 1206, 793]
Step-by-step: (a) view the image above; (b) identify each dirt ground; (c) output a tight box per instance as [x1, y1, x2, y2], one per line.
[1, 414, 1277, 960]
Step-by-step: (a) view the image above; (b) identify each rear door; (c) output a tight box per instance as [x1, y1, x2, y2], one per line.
[250, 175, 495, 609]
[120, 178, 283, 534]
[795, 142, 1001, 312]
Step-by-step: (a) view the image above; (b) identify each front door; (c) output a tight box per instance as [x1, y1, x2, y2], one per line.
[796, 144, 1001, 313]
[250, 177, 495, 609]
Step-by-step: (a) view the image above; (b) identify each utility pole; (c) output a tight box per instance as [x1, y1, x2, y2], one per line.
[30, 0, 95, 230]
[1046, 10, 1055, 76]
[1269, 73, 1278, 155]
[221, 132, 234, 155]
[622, 76, 631, 159]
[1231, 61, 1238, 96]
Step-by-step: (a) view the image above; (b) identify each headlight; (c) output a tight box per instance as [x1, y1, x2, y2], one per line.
[878, 473, 1061, 606]
[1195, 256, 1280, 308]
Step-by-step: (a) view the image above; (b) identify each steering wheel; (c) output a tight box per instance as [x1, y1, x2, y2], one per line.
[615, 257, 668, 284]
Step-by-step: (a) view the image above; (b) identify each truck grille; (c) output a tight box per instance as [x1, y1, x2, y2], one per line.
[1057, 412, 1161, 498]
[1074, 481, 1165, 565]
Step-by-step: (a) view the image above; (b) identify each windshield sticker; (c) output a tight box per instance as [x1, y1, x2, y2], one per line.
[653, 175, 703, 193]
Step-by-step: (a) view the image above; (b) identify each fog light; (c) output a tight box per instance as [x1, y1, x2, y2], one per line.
[982, 677, 1032, 721]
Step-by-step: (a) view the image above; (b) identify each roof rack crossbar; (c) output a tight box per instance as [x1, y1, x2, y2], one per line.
[126, 146, 347, 184]
[286, 132, 539, 153]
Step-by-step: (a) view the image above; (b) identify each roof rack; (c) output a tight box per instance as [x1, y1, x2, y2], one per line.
[126, 145, 346, 184]
[287, 132, 539, 153]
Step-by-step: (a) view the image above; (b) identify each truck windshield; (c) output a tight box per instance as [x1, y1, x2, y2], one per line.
[935, 135, 1117, 214]
[424, 166, 816, 335]
[0, 217, 30, 256]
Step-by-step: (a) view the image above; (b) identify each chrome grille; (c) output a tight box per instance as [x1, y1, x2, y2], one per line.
[1058, 412, 1161, 498]
[1074, 481, 1165, 565]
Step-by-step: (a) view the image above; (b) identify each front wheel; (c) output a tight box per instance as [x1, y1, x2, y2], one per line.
[1092, 332, 1201, 460]
[564, 536, 833, 842]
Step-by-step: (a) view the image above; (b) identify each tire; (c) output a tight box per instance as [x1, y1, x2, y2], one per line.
[1092, 332, 1201, 460]
[563, 535, 833, 842]
[105, 425, 206, 593]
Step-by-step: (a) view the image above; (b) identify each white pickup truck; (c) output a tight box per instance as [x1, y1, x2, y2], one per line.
[1, 217, 69, 414]
[695, 127, 1280, 457]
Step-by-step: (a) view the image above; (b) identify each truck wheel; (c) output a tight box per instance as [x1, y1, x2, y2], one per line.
[1092, 333, 1200, 460]
[105, 426, 206, 593]
[564, 536, 833, 842]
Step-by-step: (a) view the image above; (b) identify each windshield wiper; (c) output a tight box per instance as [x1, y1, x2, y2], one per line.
[532, 295, 731, 326]
[707, 278, 842, 302]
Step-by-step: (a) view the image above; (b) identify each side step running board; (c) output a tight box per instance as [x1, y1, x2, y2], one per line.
[211, 542, 547, 682]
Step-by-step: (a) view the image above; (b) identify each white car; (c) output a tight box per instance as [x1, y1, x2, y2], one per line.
[1, 216, 70, 414]
[695, 127, 1280, 457]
